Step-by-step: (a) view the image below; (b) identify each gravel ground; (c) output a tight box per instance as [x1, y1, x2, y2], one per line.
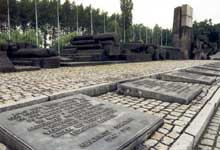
[0, 60, 216, 105]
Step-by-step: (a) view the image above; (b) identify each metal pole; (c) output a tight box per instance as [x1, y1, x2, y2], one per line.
[114, 14, 117, 33]
[90, 5, 93, 35]
[145, 28, 148, 44]
[76, 6, 79, 35]
[132, 26, 135, 41]
[166, 30, 168, 46]
[123, 15, 125, 43]
[57, 0, 60, 55]
[161, 29, 163, 46]
[152, 29, 154, 44]
[103, 13, 106, 33]
[7, 0, 11, 41]
[139, 27, 141, 41]
[35, 0, 39, 46]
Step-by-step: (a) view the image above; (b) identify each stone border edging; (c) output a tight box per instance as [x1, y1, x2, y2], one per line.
[170, 86, 220, 150]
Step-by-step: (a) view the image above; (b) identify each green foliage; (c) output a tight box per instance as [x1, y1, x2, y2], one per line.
[193, 19, 220, 48]
[0, 32, 8, 44]
[53, 32, 77, 50]
[0, 0, 174, 46]
[0, 29, 42, 45]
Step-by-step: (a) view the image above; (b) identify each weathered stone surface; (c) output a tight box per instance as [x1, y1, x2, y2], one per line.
[0, 51, 15, 72]
[0, 94, 163, 150]
[118, 78, 202, 104]
[172, 4, 193, 59]
[196, 65, 220, 72]
[160, 71, 216, 85]
[184, 67, 220, 76]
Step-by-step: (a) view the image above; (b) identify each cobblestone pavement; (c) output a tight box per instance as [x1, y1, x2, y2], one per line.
[97, 82, 219, 150]
[196, 105, 220, 150]
[0, 60, 215, 105]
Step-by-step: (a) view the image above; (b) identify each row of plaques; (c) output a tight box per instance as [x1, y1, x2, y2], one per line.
[0, 62, 220, 150]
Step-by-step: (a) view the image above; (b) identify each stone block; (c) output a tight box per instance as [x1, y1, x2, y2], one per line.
[0, 94, 163, 150]
[0, 51, 15, 72]
[184, 67, 220, 76]
[160, 71, 216, 85]
[118, 78, 202, 104]
[170, 133, 194, 150]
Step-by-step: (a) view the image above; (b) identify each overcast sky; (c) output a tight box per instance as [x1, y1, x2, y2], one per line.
[70, 0, 220, 29]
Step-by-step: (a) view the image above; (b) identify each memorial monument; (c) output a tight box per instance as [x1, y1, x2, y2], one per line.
[61, 33, 121, 62]
[172, 4, 193, 59]
[0, 94, 163, 150]
[118, 78, 202, 104]
[5, 42, 60, 68]
[160, 71, 216, 85]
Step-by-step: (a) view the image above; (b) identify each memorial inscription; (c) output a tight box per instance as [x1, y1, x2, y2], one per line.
[161, 71, 216, 85]
[0, 94, 163, 150]
[184, 67, 220, 76]
[195, 65, 220, 72]
[118, 78, 202, 104]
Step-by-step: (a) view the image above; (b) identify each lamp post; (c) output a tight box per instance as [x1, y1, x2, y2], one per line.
[7, 0, 11, 41]
[76, 6, 79, 35]
[123, 15, 125, 43]
[57, 0, 60, 55]
[90, 5, 94, 35]
[35, 0, 39, 46]
[161, 29, 163, 46]
[114, 14, 117, 33]
[145, 28, 148, 44]
[103, 12, 106, 33]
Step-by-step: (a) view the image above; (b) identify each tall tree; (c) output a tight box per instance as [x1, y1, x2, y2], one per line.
[120, 0, 133, 42]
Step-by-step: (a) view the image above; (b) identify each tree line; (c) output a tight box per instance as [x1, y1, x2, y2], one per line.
[0, 0, 173, 47]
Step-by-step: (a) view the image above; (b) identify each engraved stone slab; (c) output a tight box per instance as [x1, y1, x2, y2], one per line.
[118, 78, 202, 104]
[184, 67, 220, 76]
[0, 94, 163, 150]
[196, 65, 220, 72]
[205, 63, 220, 68]
[161, 71, 216, 85]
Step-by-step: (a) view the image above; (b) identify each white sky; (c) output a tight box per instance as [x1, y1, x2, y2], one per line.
[69, 0, 220, 29]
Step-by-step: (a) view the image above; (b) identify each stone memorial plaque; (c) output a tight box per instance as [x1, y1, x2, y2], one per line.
[197, 65, 220, 72]
[161, 71, 215, 85]
[205, 63, 220, 68]
[118, 78, 202, 104]
[184, 67, 220, 76]
[0, 94, 163, 150]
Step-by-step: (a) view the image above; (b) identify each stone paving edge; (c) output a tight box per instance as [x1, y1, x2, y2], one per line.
[170, 86, 220, 150]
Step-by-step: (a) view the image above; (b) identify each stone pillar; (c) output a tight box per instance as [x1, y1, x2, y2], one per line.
[172, 4, 193, 59]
